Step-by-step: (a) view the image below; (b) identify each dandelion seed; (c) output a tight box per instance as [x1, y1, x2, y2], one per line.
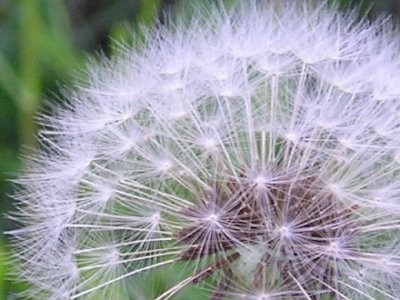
[8, 1, 400, 299]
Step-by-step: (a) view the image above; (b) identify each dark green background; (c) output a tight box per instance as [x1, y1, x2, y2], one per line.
[0, 0, 399, 298]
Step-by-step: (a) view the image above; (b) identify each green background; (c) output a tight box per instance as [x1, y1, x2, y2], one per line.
[0, 0, 399, 298]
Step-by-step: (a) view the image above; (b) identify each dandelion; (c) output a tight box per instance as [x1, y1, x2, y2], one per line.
[8, 1, 400, 299]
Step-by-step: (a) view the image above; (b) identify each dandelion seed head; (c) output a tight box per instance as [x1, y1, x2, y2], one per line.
[8, 0, 400, 299]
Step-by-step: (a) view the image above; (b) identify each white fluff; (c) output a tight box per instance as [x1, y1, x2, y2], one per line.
[9, 1, 400, 299]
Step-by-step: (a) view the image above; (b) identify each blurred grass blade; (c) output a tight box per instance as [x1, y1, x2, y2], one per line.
[0, 52, 20, 100]
[18, 0, 43, 147]
[40, 0, 82, 76]
[135, 0, 162, 41]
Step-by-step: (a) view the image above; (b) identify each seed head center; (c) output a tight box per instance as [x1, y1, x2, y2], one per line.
[204, 213, 220, 225]
[279, 225, 291, 239]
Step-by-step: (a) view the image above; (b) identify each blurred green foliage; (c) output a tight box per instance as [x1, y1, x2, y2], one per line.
[0, 0, 398, 299]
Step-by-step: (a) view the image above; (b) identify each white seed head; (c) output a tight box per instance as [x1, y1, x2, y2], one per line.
[8, 1, 400, 299]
